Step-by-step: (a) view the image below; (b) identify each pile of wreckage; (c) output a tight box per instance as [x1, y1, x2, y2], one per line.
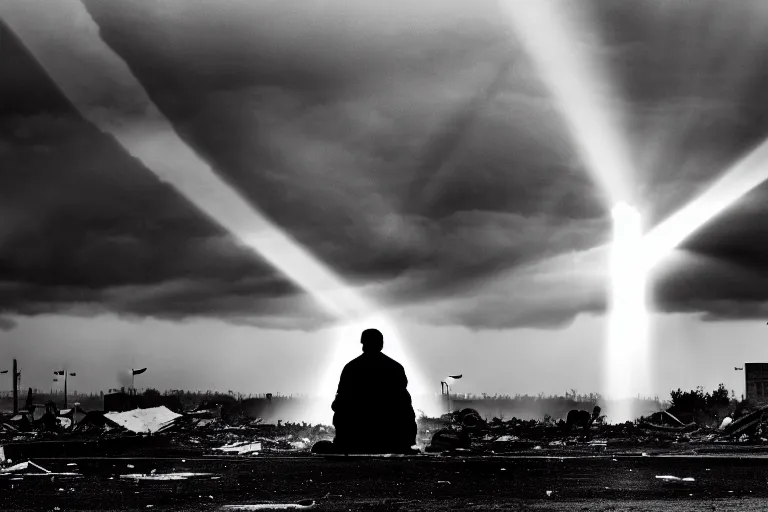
[1, 401, 336, 461]
[8, 400, 768, 460]
[422, 404, 768, 454]
[174, 405, 334, 454]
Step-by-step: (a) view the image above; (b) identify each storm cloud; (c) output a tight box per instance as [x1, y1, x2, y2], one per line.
[2, 0, 768, 331]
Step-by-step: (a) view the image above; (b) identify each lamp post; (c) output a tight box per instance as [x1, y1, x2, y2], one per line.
[735, 366, 745, 401]
[442, 374, 463, 420]
[131, 368, 147, 395]
[54, 370, 77, 409]
[12, 360, 19, 414]
[0, 368, 7, 411]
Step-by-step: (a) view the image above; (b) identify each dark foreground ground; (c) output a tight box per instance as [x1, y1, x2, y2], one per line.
[3, 454, 768, 511]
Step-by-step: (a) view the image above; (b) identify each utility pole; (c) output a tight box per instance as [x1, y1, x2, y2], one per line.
[12, 359, 18, 415]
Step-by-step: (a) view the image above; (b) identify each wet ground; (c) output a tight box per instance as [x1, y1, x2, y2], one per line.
[3, 454, 768, 511]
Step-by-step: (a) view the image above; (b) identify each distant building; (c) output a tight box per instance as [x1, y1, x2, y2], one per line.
[745, 363, 768, 402]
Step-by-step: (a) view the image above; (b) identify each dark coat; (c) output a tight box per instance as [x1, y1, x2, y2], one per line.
[331, 351, 417, 453]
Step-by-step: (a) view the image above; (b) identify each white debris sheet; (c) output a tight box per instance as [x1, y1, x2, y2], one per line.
[221, 502, 316, 510]
[104, 406, 182, 434]
[0, 460, 79, 477]
[121, 473, 212, 481]
[656, 475, 695, 482]
[213, 442, 262, 455]
[1, 461, 29, 473]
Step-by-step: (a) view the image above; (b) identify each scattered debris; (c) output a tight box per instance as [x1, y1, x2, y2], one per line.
[655, 475, 695, 482]
[425, 428, 470, 452]
[6, 393, 768, 463]
[121, 473, 213, 481]
[1, 461, 29, 473]
[28, 461, 51, 473]
[213, 442, 262, 455]
[221, 501, 316, 510]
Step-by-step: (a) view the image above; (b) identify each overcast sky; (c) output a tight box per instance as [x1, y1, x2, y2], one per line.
[2, 0, 768, 408]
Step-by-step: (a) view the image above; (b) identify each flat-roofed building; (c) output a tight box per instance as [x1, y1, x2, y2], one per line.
[745, 363, 768, 402]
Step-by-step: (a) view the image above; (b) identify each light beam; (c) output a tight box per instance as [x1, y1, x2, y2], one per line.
[2, 1, 429, 417]
[606, 203, 649, 423]
[0, 2, 360, 320]
[500, 0, 645, 420]
[642, 137, 768, 271]
[500, 0, 634, 204]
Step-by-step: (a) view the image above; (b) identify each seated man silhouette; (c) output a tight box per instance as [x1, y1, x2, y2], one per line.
[330, 328, 417, 454]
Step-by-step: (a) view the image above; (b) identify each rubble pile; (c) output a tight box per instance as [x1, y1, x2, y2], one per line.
[0, 403, 334, 460]
[423, 404, 768, 454]
[7, 401, 768, 460]
[167, 416, 334, 455]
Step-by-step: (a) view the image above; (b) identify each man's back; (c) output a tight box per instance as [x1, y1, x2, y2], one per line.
[338, 352, 407, 397]
[331, 331, 417, 453]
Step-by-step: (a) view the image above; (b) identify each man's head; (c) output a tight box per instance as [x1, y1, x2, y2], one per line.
[361, 328, 384, 353]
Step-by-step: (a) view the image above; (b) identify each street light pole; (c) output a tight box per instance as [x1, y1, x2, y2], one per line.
[12, 359, 18, 415]
[54, 370, 76, 409]
[444, 374, 463, 419]
[131, 368, 147, 396]
[0, 367, 8, 415]
[735, 366, 745, 401]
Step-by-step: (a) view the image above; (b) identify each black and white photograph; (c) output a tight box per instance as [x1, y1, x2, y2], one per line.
[3, 0, 768, 510]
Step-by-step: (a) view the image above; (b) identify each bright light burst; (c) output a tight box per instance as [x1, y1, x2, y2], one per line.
[318, 314, 429, 398]
[607, 203, 649, 423]
[301, 312, 432, 424]
[501, 0, 647, 417]
[499, 0, 634, 204]
[2, 0, 429, 417]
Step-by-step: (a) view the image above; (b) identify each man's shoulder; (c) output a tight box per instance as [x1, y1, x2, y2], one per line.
[378, 352, 405, 371]
[345, 352, 405, 373]
[343, 353, 367, 369]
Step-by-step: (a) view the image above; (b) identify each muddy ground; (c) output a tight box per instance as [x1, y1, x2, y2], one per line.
[3, 454, 768, 511]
